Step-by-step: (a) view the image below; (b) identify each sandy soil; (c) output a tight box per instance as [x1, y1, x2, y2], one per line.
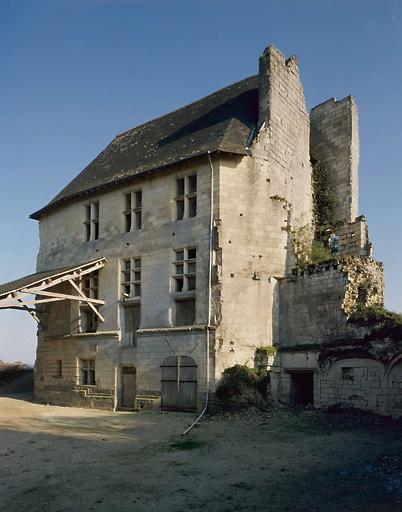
[1, 392, 402, 512]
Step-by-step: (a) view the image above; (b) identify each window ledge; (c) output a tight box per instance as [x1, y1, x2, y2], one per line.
[171, 291, 196, 300]
[44, 331, 120, 340]
[137, 325, 210, 335]
[121, 298, 141, 306]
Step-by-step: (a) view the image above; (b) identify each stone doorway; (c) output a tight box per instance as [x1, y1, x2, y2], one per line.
[289, 370, 314, 406]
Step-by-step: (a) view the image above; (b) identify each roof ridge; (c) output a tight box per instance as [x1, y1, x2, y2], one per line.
[115, 74, 258, 140]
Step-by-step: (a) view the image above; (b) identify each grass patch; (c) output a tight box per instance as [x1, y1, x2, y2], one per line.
[169, 439, 205, 451]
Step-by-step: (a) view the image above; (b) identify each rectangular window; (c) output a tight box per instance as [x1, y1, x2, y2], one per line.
[55, 360, 63, 378]
[81, 309, 98, 333]
[84, 202, 99, 241]
[80, 271, 99, 333]
[175, 298, 196, 326]
[173, 247, 196, 292]
[121, 258, 141, 298]
[175, 174, 197, 220]
[82, 271, 99, 299]
[123, 190, 142, 232]
[124, 304, 141, 347]
[342, 367, 355, 381]
[80, 359, 95, 385]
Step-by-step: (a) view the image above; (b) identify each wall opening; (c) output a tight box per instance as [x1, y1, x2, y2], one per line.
[289, 370, 314, 406]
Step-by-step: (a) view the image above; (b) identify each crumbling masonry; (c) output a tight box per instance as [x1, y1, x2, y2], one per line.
[2, 43, 398, 415]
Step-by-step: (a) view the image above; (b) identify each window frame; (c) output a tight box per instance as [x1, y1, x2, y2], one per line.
[121, 257, 142, 299]
[174, 174, 197, 221]
[84, 201, 100, 241]
[80, 359, 96, 386]
[79, 271, 99, 333]
[123, 189, 143, 233]
[173, 247, 197, 293]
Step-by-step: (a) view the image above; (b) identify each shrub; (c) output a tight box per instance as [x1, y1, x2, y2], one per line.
[311, 157, 337, 234]
[309, 240, 333, 265]
[349, 305, 402, 341]
[215, 364, 270, 401]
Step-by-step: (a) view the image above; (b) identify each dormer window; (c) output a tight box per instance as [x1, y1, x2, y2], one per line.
[84, 202, 99, 241]
[175, 174, 197, 220]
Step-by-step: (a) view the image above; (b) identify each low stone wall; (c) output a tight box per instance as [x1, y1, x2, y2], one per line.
[272, 342, 402, 417]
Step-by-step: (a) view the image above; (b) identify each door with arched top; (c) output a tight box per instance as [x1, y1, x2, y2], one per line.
[161, 355, 197, 411]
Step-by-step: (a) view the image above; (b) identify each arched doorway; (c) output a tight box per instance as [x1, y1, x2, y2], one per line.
[161, 355, 197, 412]
[121, 365, 137, 408]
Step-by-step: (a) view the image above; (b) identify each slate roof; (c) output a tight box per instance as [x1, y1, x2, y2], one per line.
[31, 75, 259, 219]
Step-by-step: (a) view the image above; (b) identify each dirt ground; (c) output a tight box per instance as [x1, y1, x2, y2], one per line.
[1, 392, 402, 512]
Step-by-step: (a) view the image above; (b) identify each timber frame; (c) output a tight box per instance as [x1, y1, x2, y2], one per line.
[0, 258, 106, 324]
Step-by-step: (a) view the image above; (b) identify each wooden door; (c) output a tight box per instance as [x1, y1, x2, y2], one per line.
[161, 356, 197, 412]
[122, 366, 137, 408]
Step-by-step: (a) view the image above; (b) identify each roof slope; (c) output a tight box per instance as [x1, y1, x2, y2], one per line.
[31, 75, 259, 219]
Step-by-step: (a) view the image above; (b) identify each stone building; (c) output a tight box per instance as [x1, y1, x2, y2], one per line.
[0, 44, 399, 415]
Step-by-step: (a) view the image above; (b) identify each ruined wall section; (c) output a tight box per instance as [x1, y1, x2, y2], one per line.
[256, 45, 313, 235]
[310, 96, 359, 223]
[278, 257, 384, 346]
[214, 45, 313, 379]
[334, 216, 372, 257]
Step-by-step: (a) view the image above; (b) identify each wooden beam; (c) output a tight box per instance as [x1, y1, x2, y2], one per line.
[68, 279, 105, 323]
[19, 288, 104, 305]
[0, 297, 63, 307]
[16, 298, 39, 324]
[23, 261, 105, 294]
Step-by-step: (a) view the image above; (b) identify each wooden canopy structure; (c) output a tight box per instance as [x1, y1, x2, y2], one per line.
[0, 258, 106, 324]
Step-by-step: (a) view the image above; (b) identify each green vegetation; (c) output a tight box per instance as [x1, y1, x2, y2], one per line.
[311, 157, 337, 236]
[169, 439, 205, 450]
[215, 364, 270, 401]
[349, 305, 402, 341]
[255, 346, 277, 359]
[309, 240, 333, 265]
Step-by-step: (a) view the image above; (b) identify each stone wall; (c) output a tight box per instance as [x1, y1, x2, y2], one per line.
[278, 257, 384, 346]
[213, 45, 314, 381]
[310, 96, 359, 223]
[35, 156, 215, 408]
[334, 216, 372, 257]
[273, 349, 402, 417]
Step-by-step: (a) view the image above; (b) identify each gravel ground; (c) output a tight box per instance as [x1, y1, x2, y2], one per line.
[1, 393, 402, 512]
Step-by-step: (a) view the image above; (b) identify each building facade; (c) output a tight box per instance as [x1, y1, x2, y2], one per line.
[11, 44, 397, 415]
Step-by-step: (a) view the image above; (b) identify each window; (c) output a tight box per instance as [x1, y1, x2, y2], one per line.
[55, 360, 63, 378]
[80, 271, 99, 333]
[124, 190, 142, 232]
[82, 271, 99, 299]
[175, 174, 197, 220]
[124, 304, 141, 347]
[121, 258, 141, 298]
[175, 298, 196, 325]
[84, 202, 99, 241]
[342, 367, 355, 381]
[81, 309, 98, 333]
[80, 359, 95, 385]
[173, 248, 196, 292]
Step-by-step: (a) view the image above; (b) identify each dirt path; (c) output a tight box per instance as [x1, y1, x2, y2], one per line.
[1, 395, 402, 512]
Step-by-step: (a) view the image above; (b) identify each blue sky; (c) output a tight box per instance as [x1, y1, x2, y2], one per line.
[0, 0, 401, 364]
